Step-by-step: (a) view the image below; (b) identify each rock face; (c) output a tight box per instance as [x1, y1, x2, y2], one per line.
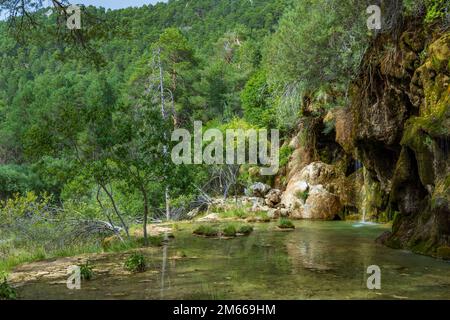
[340, 20, 450, 257]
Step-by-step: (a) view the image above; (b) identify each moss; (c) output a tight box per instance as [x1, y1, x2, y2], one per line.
[436, 246, 450, 260]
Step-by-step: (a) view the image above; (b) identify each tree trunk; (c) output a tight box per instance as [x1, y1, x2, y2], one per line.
[142, 186, 149, 246]
[100, 183, 129, 238]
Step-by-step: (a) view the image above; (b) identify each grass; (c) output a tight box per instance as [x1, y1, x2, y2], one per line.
[193, 225, 219, 237]
[0, 236, 162, 275]
[222, 224, 237, 237]
[80, 262, 94, 280]
[124, 252, 147, 273]
[278, 218, 295, 229]
[218, 208, 248, 219]
[246, 211, 271, 222]
[237, 225, 254, 235]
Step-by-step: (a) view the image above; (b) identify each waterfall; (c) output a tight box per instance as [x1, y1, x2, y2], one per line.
[361, 166, 369, 223]
[354, 160, 363, 171]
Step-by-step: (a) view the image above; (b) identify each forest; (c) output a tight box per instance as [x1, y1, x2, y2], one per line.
[0, 0, 449, 300]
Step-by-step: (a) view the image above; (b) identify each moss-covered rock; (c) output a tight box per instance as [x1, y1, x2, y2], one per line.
[342, 19, 449, 257]
[436, 246, 450, 260]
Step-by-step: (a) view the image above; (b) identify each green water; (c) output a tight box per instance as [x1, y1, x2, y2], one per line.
[15, 221, 450, 300]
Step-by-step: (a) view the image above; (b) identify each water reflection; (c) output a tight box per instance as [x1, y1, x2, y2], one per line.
[15, 221, 450, 300]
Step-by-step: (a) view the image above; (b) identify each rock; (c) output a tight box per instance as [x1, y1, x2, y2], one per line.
[197, 213, 219, 222]
[273, 208, 289, 218]
[290, 185, 342, 220]
[187, 207, 200, 218]
[297, 162, 338, 186]
[265, 189, 282, 207]
[436, 246, 450, 260]
[375, 231, 392, 245]
[249, 182, 271, 198]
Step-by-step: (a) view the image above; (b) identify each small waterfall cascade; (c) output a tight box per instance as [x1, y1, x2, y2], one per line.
[353, 159, 370, 224]
[361, 166, 368, 223]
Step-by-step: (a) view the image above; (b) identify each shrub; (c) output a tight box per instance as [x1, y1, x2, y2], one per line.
[124, 253, 147, 273]
[279, 145, 294, 168]
[296, 190, 309, 202]
[193, 225, 219, 237]
[237, 225, 254, 235]
[0, 276, 16, 300]
[278, 218, 295, 229]
[222, 225, 237, 237]
[80, 262, 93, 281]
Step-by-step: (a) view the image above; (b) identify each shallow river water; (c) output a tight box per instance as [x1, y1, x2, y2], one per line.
[15, 221, 450, 299]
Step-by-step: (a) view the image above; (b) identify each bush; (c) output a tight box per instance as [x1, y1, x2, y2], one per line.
[0, 165, 41, 199]
[124, 253, 147, 273]
[222, 224, 237, 237]
[278, 218, 295, 229]
[237, 225, 254, 235]
[0, 276, 16, 300]
[279, 145, 294, 168]
[80, 262, 93, 281]
[296, 190, 309, 202]
[193, 225, 219, 237]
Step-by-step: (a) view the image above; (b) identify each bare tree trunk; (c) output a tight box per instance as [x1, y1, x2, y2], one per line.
[100, 183, 129, 238]
[96, 186, 123, 241]
[142, 186, 149, 246]
[157, 47, 171, 221]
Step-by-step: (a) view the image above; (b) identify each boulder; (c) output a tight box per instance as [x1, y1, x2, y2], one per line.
[265, 189, 282, 207]
[197, 213, 219, 222]
[249, 182, 271, 198]
[291, 185, 342, 220]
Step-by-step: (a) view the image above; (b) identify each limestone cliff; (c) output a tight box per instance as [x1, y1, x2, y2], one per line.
[339, 20, 449, 258]
[278, 19, 449, 259]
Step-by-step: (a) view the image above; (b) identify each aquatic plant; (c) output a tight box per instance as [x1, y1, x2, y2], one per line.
[222, 225, 237, 237]
[124, 253, 147, 273]
[0, 276, 16, 300]
[237, 225, 254, 235]
[80, 262, 93, 281]
[278, 218, 295, 229]
[193, 225, 219, 237]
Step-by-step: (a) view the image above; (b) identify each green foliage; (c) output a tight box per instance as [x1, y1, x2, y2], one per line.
[80, 262, 94, 281]
[0, 276, 16, 300]
[124, 253, 147, 273]
[222, 224, 237, 237]
[278, 218, 295, 229]
[296, 190, 309, 202]
[237, 224, 254, 235]
[0, 165, 41, 198]
[193, 225, 219, 237]
[219, 208, 248, 219]
[241, 70, 275, 128]
[264, 0, 370, 130]
[279, 145, 294, 168]
[424, 0, 449, 23]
